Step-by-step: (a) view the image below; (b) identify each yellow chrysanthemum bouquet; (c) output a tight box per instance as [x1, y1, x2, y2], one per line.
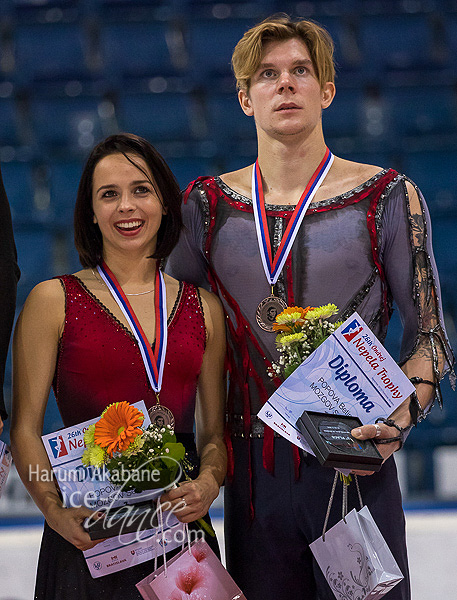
[82, 401, 185, 492]
[270, 304, 342, 379]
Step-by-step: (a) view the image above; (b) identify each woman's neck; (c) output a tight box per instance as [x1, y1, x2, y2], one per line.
[101, 253, 157, 288]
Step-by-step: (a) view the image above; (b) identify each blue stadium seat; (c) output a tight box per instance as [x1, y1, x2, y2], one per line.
[48, 159, 83, 226]
[323, 87, 364, 138]
[167, 156, 215, 189]
[1, 161, 37, 223]
[386, 85, 457, 137]
[186, 18, 255, 81]
[15, 229, 55, 305]
[100, 21, 176, 81]
[428, 218, 457, 286]
[29, 95, 106, 156]
[13, 22, 89, 84]
[405, 151, 457, 215]
[444, 15, 457, 66]
[118, 92, 193, 143]
[0, 96, 19, 146]
[360, 15, 433, 74]
[206, 92, 256, 143]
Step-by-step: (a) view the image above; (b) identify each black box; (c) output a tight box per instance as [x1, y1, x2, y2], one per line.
[297, 411, 383, 471]
[83, 499, 159, 540]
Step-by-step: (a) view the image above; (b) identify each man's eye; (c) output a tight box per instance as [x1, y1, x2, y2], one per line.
[263, 69, 275, 78]
[296, 67, 307, 75]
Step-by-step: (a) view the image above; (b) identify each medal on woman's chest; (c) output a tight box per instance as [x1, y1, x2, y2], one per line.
[97, 262, 175, 427]
[251, 149, 334, 331]
[148, 394, 175, 429]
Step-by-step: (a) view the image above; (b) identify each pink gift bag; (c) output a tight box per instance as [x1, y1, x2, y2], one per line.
[136, 537, 246, 600]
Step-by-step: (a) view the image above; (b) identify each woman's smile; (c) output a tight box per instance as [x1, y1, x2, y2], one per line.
[114, 219, 145, 235]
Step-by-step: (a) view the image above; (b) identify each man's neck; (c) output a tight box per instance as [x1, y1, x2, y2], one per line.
[257, 130, 329, 198]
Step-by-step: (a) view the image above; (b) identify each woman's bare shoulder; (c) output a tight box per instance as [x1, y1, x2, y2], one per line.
[18, 279, 65, 333]
[27, 278, 65, 303]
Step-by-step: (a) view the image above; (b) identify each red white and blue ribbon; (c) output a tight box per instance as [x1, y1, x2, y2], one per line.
[97, 261, 167, 393]
[251, 148, 334, 285]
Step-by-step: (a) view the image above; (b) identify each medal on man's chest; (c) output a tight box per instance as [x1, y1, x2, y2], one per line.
[251, 149, 334, 331]
[256, 294, 288, 332]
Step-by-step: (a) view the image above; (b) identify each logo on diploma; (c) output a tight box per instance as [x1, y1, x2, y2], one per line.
[48, 435, 68, 459]
[341, 319, 363, 342]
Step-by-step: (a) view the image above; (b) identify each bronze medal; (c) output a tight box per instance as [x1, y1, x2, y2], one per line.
[256, 295, 288, 332]
[251, 151, 334, 333]
[148, 404, 175, 430]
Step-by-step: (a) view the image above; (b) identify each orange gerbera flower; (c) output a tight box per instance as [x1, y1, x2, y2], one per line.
[272, 306, 312, 332]
[94, 401, 144, 456]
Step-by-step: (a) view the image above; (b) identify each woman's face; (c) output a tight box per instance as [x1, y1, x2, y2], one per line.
[91, 153, 166, 262]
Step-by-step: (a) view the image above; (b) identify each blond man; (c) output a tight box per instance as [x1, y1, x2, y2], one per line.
[167, 15, 454, 599]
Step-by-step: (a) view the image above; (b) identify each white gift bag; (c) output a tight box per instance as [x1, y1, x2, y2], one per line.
[310, 474, 403, 600]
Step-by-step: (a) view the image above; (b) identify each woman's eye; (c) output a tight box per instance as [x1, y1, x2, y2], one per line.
[102, 190, 117, 198]
[135, 185, 151, 194]
[263, 69, 276, 78]
[296, 66, 307, 75]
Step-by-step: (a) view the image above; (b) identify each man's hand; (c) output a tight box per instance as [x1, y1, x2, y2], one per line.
[350, 422, 401, 476]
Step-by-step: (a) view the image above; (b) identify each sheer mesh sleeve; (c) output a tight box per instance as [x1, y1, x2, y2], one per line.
[165, 183, 211, 291]
[380, 177, 455, 422]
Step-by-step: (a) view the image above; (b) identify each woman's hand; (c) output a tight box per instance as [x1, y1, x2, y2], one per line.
[159, 473, 220, 523]
[46, 504, 106, 551]
[349, 422, 401, 476]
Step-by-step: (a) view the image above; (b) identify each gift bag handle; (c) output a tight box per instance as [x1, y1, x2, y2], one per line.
[322, 472, 363, 541]
[157, 499, 192, 578]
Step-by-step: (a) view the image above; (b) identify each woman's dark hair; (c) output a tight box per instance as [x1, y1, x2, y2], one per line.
[74, 132, 183, 268]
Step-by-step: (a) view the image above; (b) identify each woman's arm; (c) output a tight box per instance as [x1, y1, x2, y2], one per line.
[161, 288, 227, 522]
[10, 280, 100, 550]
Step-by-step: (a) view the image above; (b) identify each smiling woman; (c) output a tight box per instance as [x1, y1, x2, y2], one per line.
[10, 133, 227, 599]
[91, 153, 167, 265]
[74, 133, 182, 270]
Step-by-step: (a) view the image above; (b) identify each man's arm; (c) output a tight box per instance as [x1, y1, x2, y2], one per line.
[352, 178, 454, 462]
[0, 164, 20, 425]
[165, 183, 211, 290]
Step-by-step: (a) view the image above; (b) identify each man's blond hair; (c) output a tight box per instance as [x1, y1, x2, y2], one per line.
[231, 15, 335, 91]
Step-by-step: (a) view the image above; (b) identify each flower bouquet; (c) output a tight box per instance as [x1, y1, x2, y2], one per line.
[82, 401, 185, 492]
[81, 401, 214, 540]
[82, 401, 186, 539]
[269, 304, 342, 380]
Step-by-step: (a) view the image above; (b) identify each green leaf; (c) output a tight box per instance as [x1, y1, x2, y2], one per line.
[162, 442, 185, 463]
[284, 362, 301, 378]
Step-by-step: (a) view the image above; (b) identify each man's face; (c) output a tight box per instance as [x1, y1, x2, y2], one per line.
[238, 38, 334, 140]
